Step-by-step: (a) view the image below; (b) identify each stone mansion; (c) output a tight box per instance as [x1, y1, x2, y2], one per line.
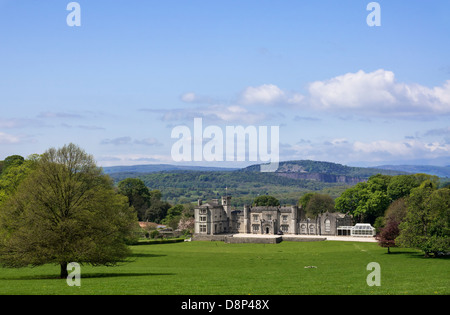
[194, 196, 353, 237]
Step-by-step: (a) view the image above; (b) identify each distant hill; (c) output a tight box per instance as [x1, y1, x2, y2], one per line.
[242, 160, 408, 184]
[102, 164, 238, 175]
[104, 160, 411, 206]
[374, 165, 450, 178]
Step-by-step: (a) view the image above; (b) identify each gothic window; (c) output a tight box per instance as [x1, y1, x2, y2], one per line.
[300, 224, 307, 234]
[325, 219, 331, 232]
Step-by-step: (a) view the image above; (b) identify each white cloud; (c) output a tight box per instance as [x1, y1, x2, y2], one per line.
[307, 69, 450, 117]
[240, 84, 286, 105]
[97, 154, 173, 167]
[240, 84, 304, 106]
[181, 92, 197, 103]
[155, 104, 271, 124]
[0, 132, 21, 144]
[281, 137, 450, 165]
[180, 92, 215, 104]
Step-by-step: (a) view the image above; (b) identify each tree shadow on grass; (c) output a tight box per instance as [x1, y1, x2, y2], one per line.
[383, 250, 450, 260]
[1, 271, 175, 281]
[130, 253, 166, 258]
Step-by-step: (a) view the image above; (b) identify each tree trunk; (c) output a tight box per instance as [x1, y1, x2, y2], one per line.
[387, 246, 391, 254]
[60, 262, 68, 279]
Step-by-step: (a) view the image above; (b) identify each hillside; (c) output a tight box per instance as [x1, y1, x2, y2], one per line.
[374, 164, 450, 178]
[105, 160, 408, 206]
[243, 160, 407, 184]
[102, 164, 237, 174]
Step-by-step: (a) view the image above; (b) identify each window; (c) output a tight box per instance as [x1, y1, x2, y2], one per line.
[300, 224, 307, 234]
[199, 225, 207, 233]
[200, 209, 207, 215]
[281, 225, 289, 232]
[252, 225, 259, 232]
[325, 219, 331, 232]
[252, 215, 259, 222]
[267, 214, 272, 220]
[282, 215, 288, 222]
[200, 216, 207, 222]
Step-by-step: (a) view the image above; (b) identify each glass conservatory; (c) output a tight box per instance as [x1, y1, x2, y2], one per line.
[350, 223, 376, 237]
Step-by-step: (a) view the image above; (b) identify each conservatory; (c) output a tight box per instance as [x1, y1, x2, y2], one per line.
[337, 224, 376, 237]
[350, 223, 376, 237]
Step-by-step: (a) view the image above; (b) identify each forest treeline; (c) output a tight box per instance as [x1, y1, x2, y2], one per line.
[1, 150, 449, 257]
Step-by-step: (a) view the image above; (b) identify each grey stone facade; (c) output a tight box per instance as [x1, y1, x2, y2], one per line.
[194, 196, 353, 236]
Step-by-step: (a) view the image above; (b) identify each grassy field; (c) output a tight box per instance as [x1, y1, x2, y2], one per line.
[0, 240, 448, 295]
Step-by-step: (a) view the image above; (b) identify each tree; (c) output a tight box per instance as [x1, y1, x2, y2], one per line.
[376, 218, 400, 254]
[335, 182, 368, 221]
[387, 175, 420, 201]
[144, 189, 171, 223]
[117, 178, 151, 221]
[0, 144, 139, 278]
[298, 192, 314, 209]
[2, 155, 25, 170]
[0, 155, 38, 204]
[335, 175, 391, 224]
[304, 193, 335, 218]
[396, 181, 450, 257]
[161, 204, 184, 230]
[253, 195, 280, 207]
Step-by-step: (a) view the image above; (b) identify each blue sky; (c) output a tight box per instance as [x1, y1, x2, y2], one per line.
[0, 0, 449, 168]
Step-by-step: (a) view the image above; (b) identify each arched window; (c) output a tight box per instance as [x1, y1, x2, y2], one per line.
[325, 219, 331, 232]
[300, 224, 307, 234]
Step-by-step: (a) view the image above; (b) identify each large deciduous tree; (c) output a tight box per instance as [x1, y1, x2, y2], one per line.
[302, 193, 335, 218]
[0, 144, 139, 278]
[253, 195, 280, 207]
[396, 182, 450, 257]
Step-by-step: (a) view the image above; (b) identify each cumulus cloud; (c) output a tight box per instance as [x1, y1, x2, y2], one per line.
[180, 92, 216, 104]
[240, 84, 304, 106]
[306, 69, 450, 117]
[0, 132, 22, 144]
[147, 69, 450, 126]
[281, 137, 450, 165]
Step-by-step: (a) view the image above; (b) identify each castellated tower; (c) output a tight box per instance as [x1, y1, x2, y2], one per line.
[221, 195, 232, 218]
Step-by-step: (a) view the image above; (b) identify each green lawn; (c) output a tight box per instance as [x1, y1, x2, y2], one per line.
[0, 241, 448, 295]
